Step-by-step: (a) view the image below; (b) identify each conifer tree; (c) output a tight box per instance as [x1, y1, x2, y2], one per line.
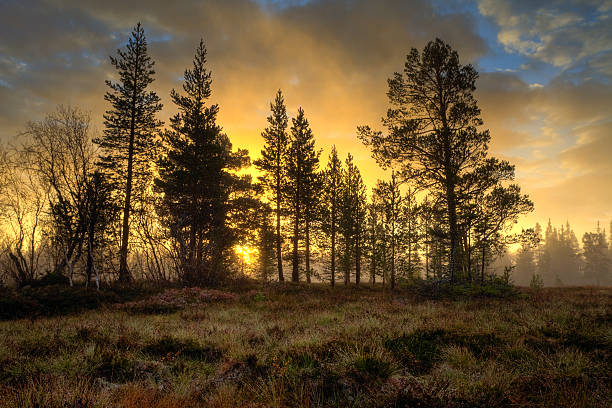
[582, 222, 611, 285]
[286, 108, 318, 282]
[255, 204, 276, 281]
[95, 23, 162, 282]
[400, 187, 421, 280]
[338, 154, 367, 285]
[301, 136, 321, 284]
[254, 90, 289, 282]
[155, 40, 249, 285]
[365, 196, 385, 284]
[321, 146, 343, 286]
[359, 39, 531, 283]
[373, 172, 403, 290]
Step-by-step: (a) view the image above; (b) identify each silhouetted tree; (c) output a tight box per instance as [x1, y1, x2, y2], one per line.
[365, 199, 384, 284]
[301, 134, 321, 284]
[84, 171, 117, 288]
[321, 146, 343, 286]
[398, 187, 421, 280]
[254, 90, 289, 282]
[373, 172, 403, 290]
[255, 203, 277, 281]
[538, 220, 581, 285]
[95, 23, 163, 282]
[22, 107, 97, 284]
[155, 40, 249, 285]
[286, 108, 317, 282]
[338, 154, 367, 285]
[582, 223, 611, 285]
[513, 228, 540, 286]
[359, 39, 498, 283]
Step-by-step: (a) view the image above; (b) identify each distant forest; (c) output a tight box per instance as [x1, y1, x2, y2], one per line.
[0, 24, 610, 289]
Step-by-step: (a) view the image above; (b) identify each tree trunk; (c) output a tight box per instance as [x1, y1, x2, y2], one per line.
[292, 177, 300, 282]
[481, 243, 486, 283]
[391, 220, 396, 291]
[355, 224, 361, 285]
[467, 230, 472, 282]
[305, 211, 311, 284]
[276, 174, 284, 282]
[446, 181, 458, 283]
[118, 73, 138, 283]
[331, 198, 336, 287]
[370, 224, 376, 284]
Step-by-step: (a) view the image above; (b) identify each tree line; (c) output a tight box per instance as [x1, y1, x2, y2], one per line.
[514, 220, 612, 286]
[0, 25, 543, 289]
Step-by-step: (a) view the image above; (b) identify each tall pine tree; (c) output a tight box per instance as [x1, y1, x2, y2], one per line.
[286, 108, 317, 282]
[359, 39, 523, 283]
[339, 154, 366, 285]
[321, 146, 343, 286]
[254, 90, 289, 282]
[155, 40, 249, 285]
[96, 23, 162, 282]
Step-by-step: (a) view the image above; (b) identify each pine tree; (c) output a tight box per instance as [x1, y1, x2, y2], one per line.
[255, 204, 276, 281]
[254, 90, 289, 282]
[338, 154, 367, 285]
[365, 196, 386, 284]
[373, 172, 403, 290]
[155, 40, 249, 285]
[354, 172, 367, 285]
[286, 108, 318, 282]
[359, 39, 530, 283]
[515, 242, 536, 286]
[582, 222, 611, 285]
[95, 23, 163, 282]
[301, 133, 321, 284]
[400, 187, 421, 280]
[321, 146, 343, 286]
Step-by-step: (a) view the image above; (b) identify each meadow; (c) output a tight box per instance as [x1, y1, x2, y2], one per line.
[0, 284, 610, 407]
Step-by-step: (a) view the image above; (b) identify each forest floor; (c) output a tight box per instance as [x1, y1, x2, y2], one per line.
[0, 284, 610, 407]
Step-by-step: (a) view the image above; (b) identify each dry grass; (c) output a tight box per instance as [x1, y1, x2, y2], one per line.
[0, 284, 610, 407]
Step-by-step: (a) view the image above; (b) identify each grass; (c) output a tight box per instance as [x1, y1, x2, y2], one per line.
[0, 284, 610, 407]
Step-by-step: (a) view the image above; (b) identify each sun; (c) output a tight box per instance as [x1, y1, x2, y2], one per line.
[234, 244, 258, 265]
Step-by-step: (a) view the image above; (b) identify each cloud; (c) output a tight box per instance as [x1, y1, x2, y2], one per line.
[0, 0, 488, 189]
[477, 0, 612, 70]
[0, 0, 610, 239]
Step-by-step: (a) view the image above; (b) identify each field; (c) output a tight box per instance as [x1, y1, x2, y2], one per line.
[0, 284, 610, 407]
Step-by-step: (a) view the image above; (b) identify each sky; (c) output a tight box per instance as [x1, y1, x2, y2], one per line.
[1, 0, 611, 241]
